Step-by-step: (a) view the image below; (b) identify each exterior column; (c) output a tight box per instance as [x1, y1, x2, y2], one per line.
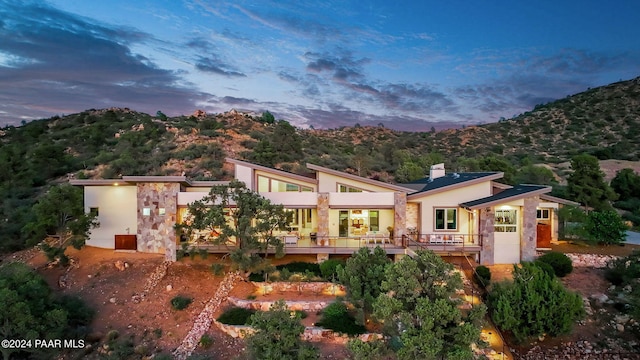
[521, 196, 539, 262]
[137, 183, 179, 261]
[316, 193, 330, 245]
[479, 207, 495, 265]
[394, 192, 407, 246]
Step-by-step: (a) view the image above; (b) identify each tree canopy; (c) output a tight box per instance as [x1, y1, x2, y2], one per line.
[337, 246, 391, 324]
[22, 184, 98, 265]
[0, 262, 94, 360]
[178, 180, 290, 273]
[487, 262, 584, 343]
[246, 299, 318, 360]
[567, 153, 617, 210]
[373, 250, 486, 359]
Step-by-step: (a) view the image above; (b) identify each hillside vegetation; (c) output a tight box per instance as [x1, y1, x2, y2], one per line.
[1, 77, 640, 252]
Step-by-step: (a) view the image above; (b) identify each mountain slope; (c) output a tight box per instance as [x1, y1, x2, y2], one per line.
[1, 76, 640, 251]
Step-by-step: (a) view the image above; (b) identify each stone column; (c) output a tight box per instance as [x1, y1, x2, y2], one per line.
[137, 183, 180, 261]
[479, 207, 495, 265]
[316, 193, 329, 245]
[521, 196, 539, 262]
[393, 192, 407, 246]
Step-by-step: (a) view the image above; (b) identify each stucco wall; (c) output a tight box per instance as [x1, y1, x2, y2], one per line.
[137, 183, 180, 260]
[84, 186, 137, 249]
[414, 182, 491, 234]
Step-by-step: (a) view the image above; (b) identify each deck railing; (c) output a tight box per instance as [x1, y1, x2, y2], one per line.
[404, 233, 482, 252]
[182, 233, 482, 254]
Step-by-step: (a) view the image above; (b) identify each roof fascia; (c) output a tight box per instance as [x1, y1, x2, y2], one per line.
[463, 186, 552, 210]
[226, 158, 318, 185]
[69, 179, 132, 186]
[540, 194, 580, 206]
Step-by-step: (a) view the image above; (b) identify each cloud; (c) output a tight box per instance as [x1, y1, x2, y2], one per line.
[194, 56, 246, 77]
[0, 0, 202, 125]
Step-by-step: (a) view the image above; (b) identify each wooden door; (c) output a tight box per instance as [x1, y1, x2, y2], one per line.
[536, 224, 551, 248]
[115, 235, 137, 250]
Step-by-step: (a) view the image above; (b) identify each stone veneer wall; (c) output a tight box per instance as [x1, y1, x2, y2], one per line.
[405, 202, 419, 232]
[316, 193, 329, 241]
[479, 207, 495, 265]
[137, 183, 180, 261]
[393, 192, 406, 246]
[521, 197, 539, 262]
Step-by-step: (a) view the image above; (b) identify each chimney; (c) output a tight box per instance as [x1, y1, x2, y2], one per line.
[429, 163, 446, 180]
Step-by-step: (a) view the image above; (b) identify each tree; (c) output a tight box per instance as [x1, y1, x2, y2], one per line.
[395, 161, 424, 183]
[611, 168, 640, 199]
[567, 153, 617, 210]
[0, 263, 94, 360]
[373, 250, 486, 359]
[514, 164, 557, 186]
[22, 184, 98, 265]
[337, 246, 391, 324]
[271, 120, 303, 163]
[246, 299, 319, 360]
[259, 111, 275, 124]
[178, 180, 290, 273]
[583, 210, 628, 245]
[487, 262, 584, 344]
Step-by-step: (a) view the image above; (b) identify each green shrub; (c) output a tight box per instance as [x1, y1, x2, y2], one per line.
[170, 295, 193, 310]
[533, 260, 556, 278]
[320, 258, 345, 280]
[248, 272, 265, 282]
[217, 307, 256, 325]
[199, 333, 214, 349]
[347, 338, 391, 360]
[211, 263, 225, 276]
[276, 262, 321, 276]
[473, 265, 491, 288]
[537, 251, 573, 277]
[605, 250, 640, 286]
[316, 301, 366, 335]
[487, 262, 584, 343]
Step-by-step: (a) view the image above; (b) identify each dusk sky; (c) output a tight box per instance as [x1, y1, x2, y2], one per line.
[1, 0, 639, 131]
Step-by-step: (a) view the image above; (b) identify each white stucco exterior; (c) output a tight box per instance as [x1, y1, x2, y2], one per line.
[84, 185, 137, 249]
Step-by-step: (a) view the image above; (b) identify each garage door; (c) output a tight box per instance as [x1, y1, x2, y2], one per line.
[494, 233, 520, 264]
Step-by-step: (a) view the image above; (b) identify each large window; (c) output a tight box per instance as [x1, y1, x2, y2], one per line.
[495, 209, 517, 232]
[257, 175, 313, 192]
[435, 208, 457, 230]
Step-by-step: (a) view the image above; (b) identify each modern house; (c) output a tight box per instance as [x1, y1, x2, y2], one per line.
[70, 158, 576, 264]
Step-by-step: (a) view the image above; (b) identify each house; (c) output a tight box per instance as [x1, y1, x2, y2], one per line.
[70, 159, 575, 265]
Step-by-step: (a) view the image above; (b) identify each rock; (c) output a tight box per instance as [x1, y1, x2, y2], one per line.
[616, 324, 625, 332]
[166, 284, 173, 292]
[109, 297, 117, 304]
[114, 260, 126, 271]
[86, 332, 104, 343]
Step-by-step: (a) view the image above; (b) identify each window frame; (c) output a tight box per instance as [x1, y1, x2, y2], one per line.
[536, 208, 550, 220]
[256, 174, 314, 193]
[434, 207, 458, 231]
[337, 183, 365, 193]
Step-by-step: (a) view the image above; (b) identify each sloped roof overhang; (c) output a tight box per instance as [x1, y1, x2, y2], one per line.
[460, 185, 552, 210]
